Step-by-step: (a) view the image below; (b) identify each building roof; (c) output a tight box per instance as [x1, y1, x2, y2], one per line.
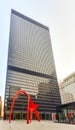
[11, 9, 49, 31]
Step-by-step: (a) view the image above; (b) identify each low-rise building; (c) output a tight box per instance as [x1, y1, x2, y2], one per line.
[59, 72, 75, 104]
[0, 96, 2, 118]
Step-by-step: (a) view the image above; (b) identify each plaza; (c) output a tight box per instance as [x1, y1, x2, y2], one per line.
[0, 120, 75, 130]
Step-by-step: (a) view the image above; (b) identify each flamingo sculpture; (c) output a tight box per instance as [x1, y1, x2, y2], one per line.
[9, 89, 40, 124]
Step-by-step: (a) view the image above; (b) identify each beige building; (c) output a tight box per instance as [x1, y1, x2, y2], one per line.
[59, 72, 75, 104]
[0, 96, 2, 118]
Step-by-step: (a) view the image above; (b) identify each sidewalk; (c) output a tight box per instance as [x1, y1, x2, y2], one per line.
[0, 120, 75, 130]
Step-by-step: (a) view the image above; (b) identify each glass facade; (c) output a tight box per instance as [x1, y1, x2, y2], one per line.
[4, 9, 61, 120]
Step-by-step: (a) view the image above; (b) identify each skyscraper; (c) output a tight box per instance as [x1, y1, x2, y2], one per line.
[4, 9, 61, 120]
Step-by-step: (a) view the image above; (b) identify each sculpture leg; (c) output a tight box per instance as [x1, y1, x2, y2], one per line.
[30, 111, 32, 122]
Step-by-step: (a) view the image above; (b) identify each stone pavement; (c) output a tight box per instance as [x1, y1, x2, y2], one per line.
[0, 120, 75, 130]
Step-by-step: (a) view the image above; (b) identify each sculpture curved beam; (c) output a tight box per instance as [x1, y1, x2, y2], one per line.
[9, 89, 30, 124]
[9, 89, 40, 124]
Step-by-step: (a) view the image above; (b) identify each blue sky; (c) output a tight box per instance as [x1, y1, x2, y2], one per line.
[0, 0, 75, 102]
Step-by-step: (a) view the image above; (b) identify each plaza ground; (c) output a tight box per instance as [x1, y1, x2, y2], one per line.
[0, 120, 75, 130]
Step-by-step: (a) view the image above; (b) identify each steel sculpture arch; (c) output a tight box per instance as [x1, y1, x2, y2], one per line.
[9, 89, 40, 124]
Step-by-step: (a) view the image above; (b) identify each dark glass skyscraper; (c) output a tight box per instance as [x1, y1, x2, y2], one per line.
[4, 9, 61, 120]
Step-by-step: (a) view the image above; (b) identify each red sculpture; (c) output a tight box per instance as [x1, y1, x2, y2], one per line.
[9, 89, 40, 124]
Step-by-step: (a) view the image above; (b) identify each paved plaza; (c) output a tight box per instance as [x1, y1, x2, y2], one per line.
[0, 120, 75, 130]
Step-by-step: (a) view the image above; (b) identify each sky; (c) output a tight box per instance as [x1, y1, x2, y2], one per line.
[0, 0, 75, 102]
